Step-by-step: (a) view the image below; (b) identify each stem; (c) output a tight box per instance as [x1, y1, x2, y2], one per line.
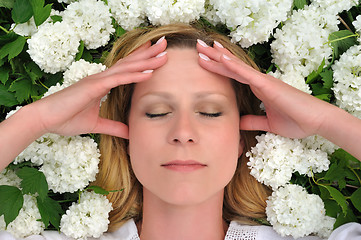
[326, 33, 359, 44]
[349, 167, 361, 186]
[338, 15, 352, 32]
[0, 25, 9, 34]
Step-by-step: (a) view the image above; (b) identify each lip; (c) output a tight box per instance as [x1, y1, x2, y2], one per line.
[161, 160, 207, 172]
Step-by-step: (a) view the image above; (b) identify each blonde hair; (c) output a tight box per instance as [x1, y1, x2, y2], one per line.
[93, 23, 271, 232]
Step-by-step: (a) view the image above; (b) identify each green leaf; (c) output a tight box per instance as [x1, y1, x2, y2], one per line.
[0, 0, 14, 8]
[12, 0, 33, 24]
[320, 69, 333, 89]
[0, 84, 18, 107]
[321, 185, 348, 215]
[324, 162, 346, 181]
[306, 58, 325, 84]
[329, 30, 358, 59]
[24, 61, 43, 84]
[87, 185, 109, 195]
[294, 0, 308, 9]
[0, 185, 24, 226]
[323, 199, 341, 218]
[0, 36, 26, 60]
[0, 66, 10, 85]
[36, 196, 63, 229]
[50, 15, 62, 23]
[16, 167, 48, 200]
[9, 77, 33, 103]
[75, 40, 85, 61]
[334, 206, 358, 229]
[29, 0, 52, 26]
[350, 188, 361, 212]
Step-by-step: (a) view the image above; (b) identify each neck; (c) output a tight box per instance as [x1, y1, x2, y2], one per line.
[138, 188, 227, 240]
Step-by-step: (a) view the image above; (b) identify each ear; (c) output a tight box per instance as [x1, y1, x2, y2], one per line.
[238, 137, 245, 158]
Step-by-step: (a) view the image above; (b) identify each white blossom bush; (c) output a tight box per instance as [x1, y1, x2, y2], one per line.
[108, 0, 146, 31]
[60, 191, 113, 239]
[62, 0, 115, 49]
[266, 184, 335, 239]
[0, 195, 45, 238]
[27, 21, 80, 74]
[268, 70, 312, 94]
[311, 0, 358, 15]
[144, 0, 205, 25]
[246, 133, 332, 190]
[270, 5, 339, 78]
[332, 44, 361, 119]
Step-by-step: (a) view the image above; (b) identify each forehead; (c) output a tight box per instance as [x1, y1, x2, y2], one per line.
[132, 48, 235, 99]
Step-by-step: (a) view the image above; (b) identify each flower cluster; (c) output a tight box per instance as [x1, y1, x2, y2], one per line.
[60, 191, 113, 239]
[27, 0, 113, 74]
[207, 0, 293, 48]
[247, 133, 336, 190]
[266, 184, 335, 239]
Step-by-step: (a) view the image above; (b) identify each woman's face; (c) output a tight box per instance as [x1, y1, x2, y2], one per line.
[128, 48, 242, 206]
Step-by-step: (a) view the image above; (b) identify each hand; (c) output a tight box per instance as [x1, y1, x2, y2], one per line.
[27, 38, 168, 138]
[196, 40, 334, 139]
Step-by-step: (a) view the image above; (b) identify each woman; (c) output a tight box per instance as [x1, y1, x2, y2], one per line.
[1, 24, 360, 239]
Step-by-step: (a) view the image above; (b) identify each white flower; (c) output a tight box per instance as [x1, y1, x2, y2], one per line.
[0, 195, 45, 238]
[62, 0, 114, 49]
[108, 0, 146, 31]
[202, 0, 221, 26]
[144, 0, 205, 25]
[27, 21, 80, 74]
[57, 0, 78, 3]
[247, 133, 330, 189]
[42, 59, 106, 99]
[332, 44, 361, 119]
[268, 70, 312, 94]
[210, 0, 293, 48]
[266, 184, 335, 239]
[39, 134, 100, 193]
[353, 15, 361, 37]
[60, 191, 112, 239]
[270, 5, 339, 78]
[0, 169, 21, 188]
[311, 0, 358, 15]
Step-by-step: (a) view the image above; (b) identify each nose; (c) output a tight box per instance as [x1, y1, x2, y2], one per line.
[167, 113, 198, 145]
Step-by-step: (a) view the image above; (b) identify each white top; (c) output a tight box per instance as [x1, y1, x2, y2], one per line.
[0, 219, 360, 240]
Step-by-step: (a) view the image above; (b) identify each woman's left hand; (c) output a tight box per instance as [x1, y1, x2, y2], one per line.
[196, 40, 336, 139]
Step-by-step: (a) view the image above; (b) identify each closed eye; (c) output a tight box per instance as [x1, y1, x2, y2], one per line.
[199, 112, 222, 117]
[146, 112, 171, 118]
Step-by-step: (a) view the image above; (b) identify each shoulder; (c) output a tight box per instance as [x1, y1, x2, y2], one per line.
[328, 222, 361, 240]
[105, 219, 140, 240]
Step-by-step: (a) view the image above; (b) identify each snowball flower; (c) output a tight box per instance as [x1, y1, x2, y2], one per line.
[332, 44, 361, 119]
[211, 0, 293, 48]
[202, 0, 221, 26]
[266, 184, 335, 238]
[268, 70, 312, 94]
[247, 133, 330, 189]
[62, 0, 114, 49]
[0, 195, 45, 238]
[43, 60, 106, 98]
[60, 191, 112, 239]
[27, 21, 80, 74]
[353, 15, 361, 43]
[310, 0, 358, 15]
[144, 0, 205, 25]
[0, 169, 21, 188]
[108, 0, 146, 31]
[270, 5, 338, 77]
[39, 134, 100, 193]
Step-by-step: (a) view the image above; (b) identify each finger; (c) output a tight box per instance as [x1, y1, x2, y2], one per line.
[240, 115, 271, 132]
[93, 117, 129, 139]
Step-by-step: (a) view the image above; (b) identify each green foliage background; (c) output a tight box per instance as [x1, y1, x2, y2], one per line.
[0, 0, 360, 232]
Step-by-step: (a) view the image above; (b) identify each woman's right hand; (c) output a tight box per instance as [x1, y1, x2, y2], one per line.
[26, 37, 168, 139]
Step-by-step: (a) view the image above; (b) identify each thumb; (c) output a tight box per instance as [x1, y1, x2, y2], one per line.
[93, 118, 129, 139]
[240, 115, 270, 132]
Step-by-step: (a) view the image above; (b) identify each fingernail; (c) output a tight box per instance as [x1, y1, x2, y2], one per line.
[142, 70, 154, 73]
[156, 36, 165, 45]
[197, 39, 208, 48]
[214, 41, 224, 48]
[199, 53, 210, 61]
[156, 51, 167, 58]
[223, 54, 231, 60]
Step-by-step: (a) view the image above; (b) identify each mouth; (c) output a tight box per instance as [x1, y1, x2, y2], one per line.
[161, 160, 207, 172]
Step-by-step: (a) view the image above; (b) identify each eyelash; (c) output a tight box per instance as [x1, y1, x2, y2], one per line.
[145, 112, 222, 118]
